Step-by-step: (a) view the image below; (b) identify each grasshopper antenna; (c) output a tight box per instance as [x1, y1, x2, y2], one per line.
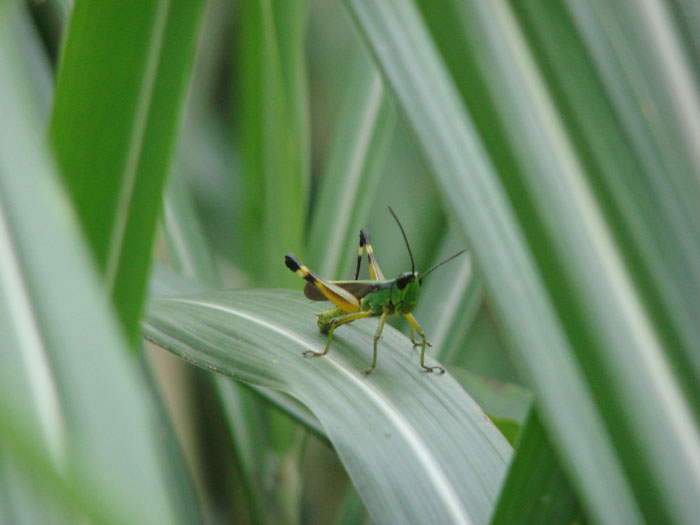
[421, 249, 467, 280]
[387, 206, 415, 274]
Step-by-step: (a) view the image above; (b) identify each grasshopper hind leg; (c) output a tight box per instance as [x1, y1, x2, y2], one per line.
[362, 310, 388, 376]
[405, 313, 444, 374]
[303, 310, 374, 360]
[315, 307, 345, 333]
[409, 325, 432, 348]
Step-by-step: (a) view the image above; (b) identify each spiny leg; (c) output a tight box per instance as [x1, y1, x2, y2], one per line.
[362, 310, 388, 376]
[409, 324, 432, 348]
[303, 310, 374, 358]
[405, 313, 444, 374]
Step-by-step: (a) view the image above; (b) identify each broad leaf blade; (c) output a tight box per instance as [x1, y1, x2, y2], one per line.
[144, 289, 512, 524]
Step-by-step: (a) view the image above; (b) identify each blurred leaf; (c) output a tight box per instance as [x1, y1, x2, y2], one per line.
[144, 289, 512, 524]
[488, 417, 520, 448]
[163, 171, 219, 287]
[514, 0, 700, 416]
[452, 302, 520, 384]
[140, 353, 204, 524]
[49, 0, 206, 343]
[0, 5, 178, 520]
[0, 398, 126, 525]
[307, 49, 394, 278]
[163, 169, 302, 523]
[0, 446, 75, 524]
[9, 0, 53, 119]
[451, 366, 531, 446]
[408, 228, 483, 364]
[450, 367, 532, 425]
[344, 0, 700, 521]
[337, 482, 371, 525]
[491, 410, 584, 525]
[237, 0, 309, 286]
[669, 0, 700, 69]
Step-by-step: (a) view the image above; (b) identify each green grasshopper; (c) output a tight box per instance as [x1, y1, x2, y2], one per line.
[285, 207, 465, 375]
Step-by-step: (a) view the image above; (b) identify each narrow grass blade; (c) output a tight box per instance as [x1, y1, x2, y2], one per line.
[237, 0, 309, 287]
[0, 8, 177, 520]
[9, 0, 52, 119]
[49, 0, 206, 342]
[163, 171, 219, 287]
[491, 411, 583, 525]
[307, 49, 394, 278]
[144, 289, 512, 524]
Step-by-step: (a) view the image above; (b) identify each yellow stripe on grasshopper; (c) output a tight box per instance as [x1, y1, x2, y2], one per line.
[285, 254, 360, 313]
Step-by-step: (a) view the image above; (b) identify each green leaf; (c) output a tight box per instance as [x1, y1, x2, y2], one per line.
[144, 289, 512, 524]
[237, 0, 309, 286]
[491, 411, 584, 525]
[514, 0, 700, 414]
[307, 48, 394, 278]
[8, 0, 52, 119]
[162, 171, 219, 287]
[344, 0, 700, 521]
[0, 5, 177, 520]
[450, 367, 532, 425]
[49, 0, 206, 343]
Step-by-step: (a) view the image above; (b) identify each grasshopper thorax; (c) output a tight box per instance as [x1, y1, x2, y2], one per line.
[392, 271, 421, 314]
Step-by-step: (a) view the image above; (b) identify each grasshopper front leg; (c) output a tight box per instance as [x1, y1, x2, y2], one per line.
[362, 310, 388, 376]
[409, 325, 432, 348]
[405, 313, 444, 374]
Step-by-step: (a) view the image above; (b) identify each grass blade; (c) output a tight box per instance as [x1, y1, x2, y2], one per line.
[307, 49, 394, 277]
[237, 0, 309, 287]
[49, 0, 206, 342]
[491, 411, 583, 524]
[343, 0, 642, 520]
[0, 8, 177, 519]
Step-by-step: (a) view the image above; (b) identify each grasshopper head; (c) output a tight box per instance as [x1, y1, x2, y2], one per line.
[393, 271, 421, 314]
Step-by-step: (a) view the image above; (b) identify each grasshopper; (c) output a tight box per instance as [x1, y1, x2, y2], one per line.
[285, 207, 465, 375]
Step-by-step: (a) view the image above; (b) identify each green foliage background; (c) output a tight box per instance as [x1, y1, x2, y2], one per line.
[1, 0, 699, 523]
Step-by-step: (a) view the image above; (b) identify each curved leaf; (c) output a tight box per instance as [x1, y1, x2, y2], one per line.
[144, 289, 511, 524]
